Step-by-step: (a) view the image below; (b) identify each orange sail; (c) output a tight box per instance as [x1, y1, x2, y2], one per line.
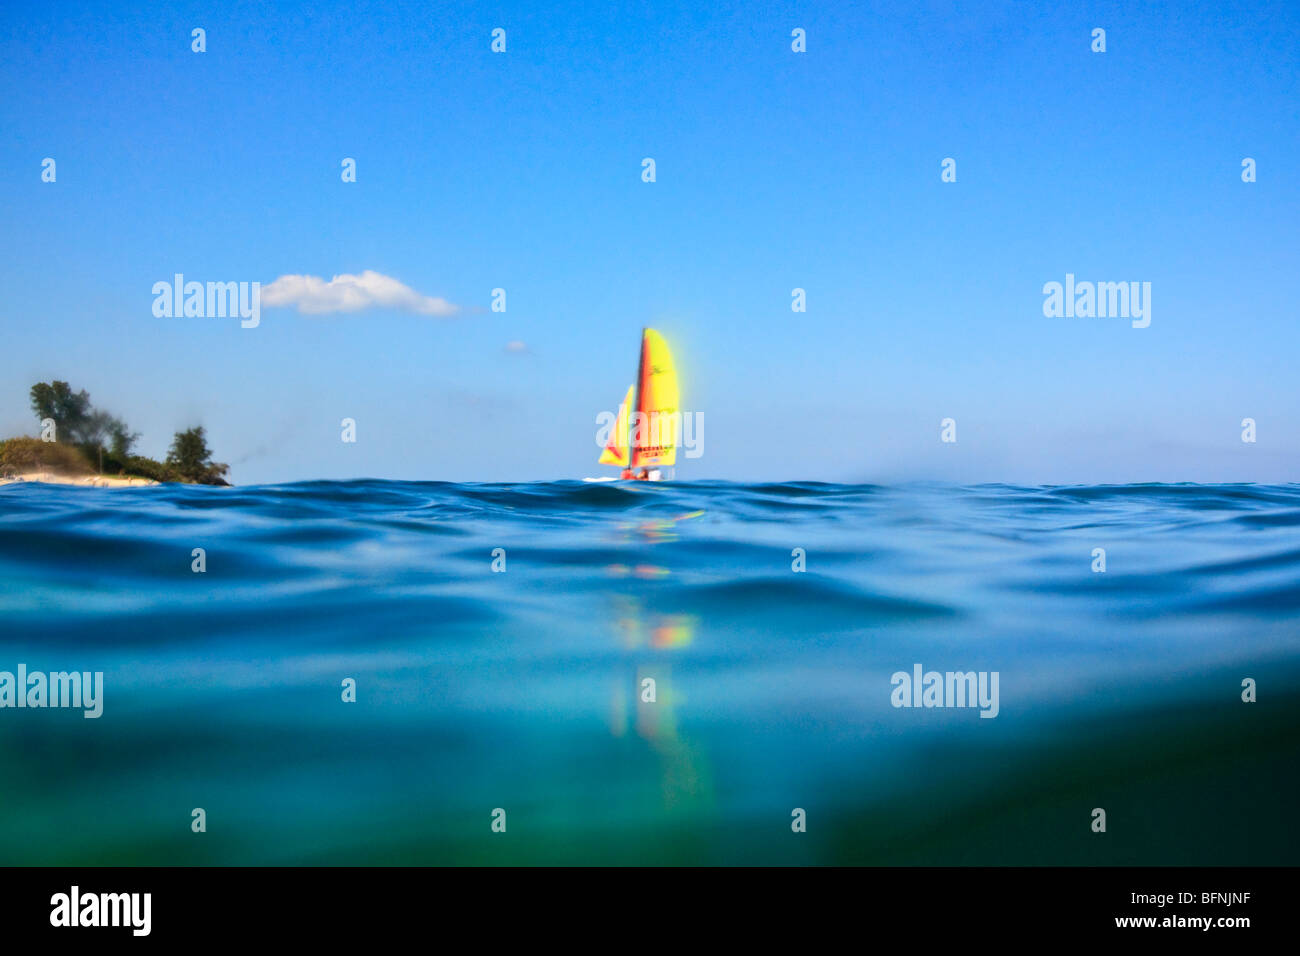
[598, 384, 635, 467]
[630, 328, 679, 468]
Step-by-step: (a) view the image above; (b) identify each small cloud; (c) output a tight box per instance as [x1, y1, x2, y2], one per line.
[504, 340, 531, 354]
[262, 270, 460, 316]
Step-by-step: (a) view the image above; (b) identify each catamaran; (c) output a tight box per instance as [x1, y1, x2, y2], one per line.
[594, 328, 679, 481]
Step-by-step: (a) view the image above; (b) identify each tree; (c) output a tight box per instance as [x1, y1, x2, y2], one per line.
[29, 381, 139, 471]
[29, 381, 92, 444]
[107, 417, 139, 460]
[80, 410, 138, 471]
[166, 427, 229, 484]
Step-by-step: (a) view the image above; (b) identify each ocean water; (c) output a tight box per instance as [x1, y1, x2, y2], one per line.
[0, 480, 1296, 866]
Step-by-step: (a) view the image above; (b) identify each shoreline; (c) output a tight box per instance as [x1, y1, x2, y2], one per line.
[0, 471, 160, 488]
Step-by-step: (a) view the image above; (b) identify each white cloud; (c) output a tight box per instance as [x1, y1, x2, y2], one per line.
[261, 270, 460, 316]
[504, 340, 530, 354]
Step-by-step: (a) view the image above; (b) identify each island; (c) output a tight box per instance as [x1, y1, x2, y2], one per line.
[0, 381, 230, 487]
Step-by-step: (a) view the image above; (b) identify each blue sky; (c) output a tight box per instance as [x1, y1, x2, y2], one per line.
[2, 0, 1297, 483]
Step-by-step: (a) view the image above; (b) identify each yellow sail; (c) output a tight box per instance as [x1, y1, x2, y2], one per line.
[598, 384, 635, 466]
[631, 328, 679, 468]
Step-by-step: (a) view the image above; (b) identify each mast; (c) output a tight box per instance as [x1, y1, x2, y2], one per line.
[632, 327, 647, 469]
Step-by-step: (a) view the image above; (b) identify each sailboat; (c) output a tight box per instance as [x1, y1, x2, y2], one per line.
[592, 328, 680, 481]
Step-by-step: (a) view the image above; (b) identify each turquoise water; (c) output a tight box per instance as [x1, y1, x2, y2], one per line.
[0, 480, 1296, 865]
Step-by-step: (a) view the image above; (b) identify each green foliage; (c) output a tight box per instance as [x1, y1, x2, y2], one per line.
[166, 427, 230, 485]
[121, 455, 178, 483]
[29, 381, 91, 444]
[28, 380, 138, 461]
[108, 419, 140, 459]
[0, 437, 95, 476]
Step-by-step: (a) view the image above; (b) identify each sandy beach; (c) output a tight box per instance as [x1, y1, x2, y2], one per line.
[0, 471, 159, 488]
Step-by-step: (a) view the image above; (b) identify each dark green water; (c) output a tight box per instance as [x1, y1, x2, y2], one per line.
[0, 481, 1296, 864]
